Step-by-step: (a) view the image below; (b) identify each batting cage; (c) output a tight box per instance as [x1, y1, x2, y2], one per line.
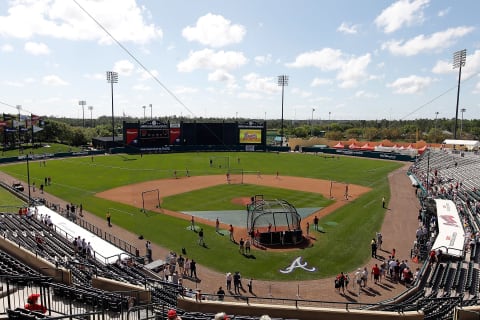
[247, 198, 302, 246]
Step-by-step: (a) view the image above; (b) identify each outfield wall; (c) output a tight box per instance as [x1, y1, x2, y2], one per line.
[301, 147, 414, 162]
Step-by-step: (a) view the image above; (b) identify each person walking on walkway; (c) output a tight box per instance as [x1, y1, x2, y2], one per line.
[106, 211, 112, 227]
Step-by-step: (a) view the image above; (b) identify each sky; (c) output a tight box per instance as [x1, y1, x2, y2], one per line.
[0, 0, 479, 122]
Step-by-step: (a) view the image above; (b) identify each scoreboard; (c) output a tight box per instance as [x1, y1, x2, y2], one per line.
[139, 121, 169, 147]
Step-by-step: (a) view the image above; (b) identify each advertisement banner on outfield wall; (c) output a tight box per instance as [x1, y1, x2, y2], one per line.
[239, 129, 262, 144]
[126, 128, 138, 145]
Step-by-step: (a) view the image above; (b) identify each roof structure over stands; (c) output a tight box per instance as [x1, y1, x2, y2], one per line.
[443, 139, 480, 150]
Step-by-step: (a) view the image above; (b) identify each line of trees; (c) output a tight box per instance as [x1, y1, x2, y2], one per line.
[3, 116, 478, 148]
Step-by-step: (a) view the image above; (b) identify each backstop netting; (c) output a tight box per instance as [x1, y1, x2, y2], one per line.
[228, 168, 244, 184]
[141, 189, 161, 212]
[247, 199, 302, 246]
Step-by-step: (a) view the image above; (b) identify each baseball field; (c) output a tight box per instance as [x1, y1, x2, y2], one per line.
[0, 151, 403, 281]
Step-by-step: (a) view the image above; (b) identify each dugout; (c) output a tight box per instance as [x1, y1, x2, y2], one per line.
[247, 198, 302, 246]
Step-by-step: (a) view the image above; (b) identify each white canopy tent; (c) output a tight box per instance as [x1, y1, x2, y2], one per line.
[442, 139, 479, 151]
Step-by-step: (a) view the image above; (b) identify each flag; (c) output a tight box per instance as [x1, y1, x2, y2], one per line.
[33, 125, 44, 133]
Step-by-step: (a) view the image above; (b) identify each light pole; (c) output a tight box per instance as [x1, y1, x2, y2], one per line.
[328, 111, 331, 132]
[453, 49, 467, 139]
[149, 104, 153, 120]
[106, 71, 118, 149]
[278, 75, 289, 146]
[434, 111, 439, 137]
[460, 108, 466, 138]
[88, 106, 93, 127]
[79, 100, 86, 127]
[16, 105, 21, 149]
[311, 108, 315, 137]
[142, 106, 146, 120]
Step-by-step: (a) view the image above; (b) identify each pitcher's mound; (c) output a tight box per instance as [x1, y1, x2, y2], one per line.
[231, 197, 252, 206]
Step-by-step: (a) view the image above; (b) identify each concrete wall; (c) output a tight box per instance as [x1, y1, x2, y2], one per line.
[92, 277, 151, 303]
[0, 237, 71, 284]
[177, 297, 424, 320]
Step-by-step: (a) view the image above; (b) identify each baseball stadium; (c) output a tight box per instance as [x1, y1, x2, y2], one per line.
[1, 117, 480, 320]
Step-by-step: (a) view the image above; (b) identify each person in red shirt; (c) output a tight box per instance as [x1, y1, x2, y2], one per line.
[24, 293, 47, 314]
[372, 264, 380, 284]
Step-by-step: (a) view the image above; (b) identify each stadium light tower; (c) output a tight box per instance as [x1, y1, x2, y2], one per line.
[311, 108, 315, 136]
[88, 106, 93, 127]
[149, 104, 153, 119]
[460, 108, 466, 138]
[434, 111, 439, 132]
[453, 49, 466, 139]
[78, 100, 86, 127]
[106, 71, 118, 149]
[278, 75, 289, 146]
[142, 105, 146, 120]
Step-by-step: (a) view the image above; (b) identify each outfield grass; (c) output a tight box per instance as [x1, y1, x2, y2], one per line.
[0, 143, 81, 158]
[0, 152, 403, 280]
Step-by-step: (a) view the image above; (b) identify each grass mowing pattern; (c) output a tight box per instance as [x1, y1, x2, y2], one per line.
[0, 152, 403, 280]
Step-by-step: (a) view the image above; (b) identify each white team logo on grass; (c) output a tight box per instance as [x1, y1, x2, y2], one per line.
[279, 256, 316, 274]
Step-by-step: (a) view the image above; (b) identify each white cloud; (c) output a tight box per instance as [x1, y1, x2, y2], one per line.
[337, 22, 359, 35]
[182, 13, 246, 48]
[387, 75, 433, 94]
[113, 60, 135, 76]
[42, 74, 68, 86]
[24, 41, 50, 55]
[438, 7, 450, 17]
[0, 0, 162, 44]
[310, 78, 333, 87]
[288, 49, 371, 88]
[337, 53, 371, 88]
[432, 50, 480, 79]
[254, 54, 272, 66]
[1, 43, 13, 52]
[474, 79, 480, 94]
[238, 92, 262, 100]
[177, 49, 247, 72]
[243, 73, 279, 94]
[375, 0, 429, 34]
[382, 26, 474, 56]
[208, 69, 234, 82]
[286, 48, 344, 70]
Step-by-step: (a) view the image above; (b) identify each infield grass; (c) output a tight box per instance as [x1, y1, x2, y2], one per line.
[0, 152, 403, 280]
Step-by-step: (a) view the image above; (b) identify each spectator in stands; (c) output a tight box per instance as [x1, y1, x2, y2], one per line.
[217, 286, 225, 301]
[214, 312, 230, 320]
[167, 309, 182, 320]
[24, 293, 46, 314]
